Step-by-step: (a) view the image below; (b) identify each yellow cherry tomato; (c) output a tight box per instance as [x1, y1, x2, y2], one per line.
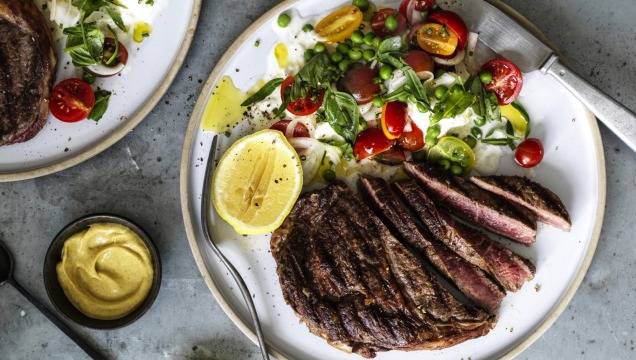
[314, 6, 364, 43]
[417, 23, 459, 56]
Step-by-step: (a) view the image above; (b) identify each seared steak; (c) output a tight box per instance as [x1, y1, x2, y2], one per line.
[0, 0, 57, 146]
[471, 175, 572, 232]
[358, 176, 505, 313]
[394, 180, 535, 292]
[271, 182, 496, 358]
[403, 162, 537, 244]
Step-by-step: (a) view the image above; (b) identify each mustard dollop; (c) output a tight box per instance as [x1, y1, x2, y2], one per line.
[56, 223, 154, 320]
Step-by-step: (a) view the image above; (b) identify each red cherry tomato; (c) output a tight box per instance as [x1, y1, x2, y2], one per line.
[399, 0, 435, 24]
[353, 127, 395, 160]
[402, 50, 434, 78]
[336, 64, 380, 105]
[481, 58, 523, 105]
[427, 10, 469, 50]
[280, 75, 324, 116]
[372, 8, 407, 37]
[269, 120, 310, 138]
[397, 121, 425, 151]
[515, 138, 544, 168]
[381, 101, 408, 139]
[49, 78, 95, 122]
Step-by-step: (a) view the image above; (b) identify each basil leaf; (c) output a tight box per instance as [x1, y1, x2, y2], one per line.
[481, 138, 510, 146]
[105, 6, 127, 31]
[484, 89, 501, 122]
[469, 77, 485, 118]
[240, 78, 283, 107]
[88, 90, 111, 121]
[377, 36, 404, 54]
[64, 23, 104, 67]
[403, 66, 428, 106]
[290, 53, 337, 101]
[376, 52, 403, 69]
[322, 90, 363, 144]
[431, 84, 476, 123]
[146, 0, 155, 5]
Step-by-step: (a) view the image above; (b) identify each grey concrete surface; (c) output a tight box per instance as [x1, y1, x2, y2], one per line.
[0, 0, 634, 359]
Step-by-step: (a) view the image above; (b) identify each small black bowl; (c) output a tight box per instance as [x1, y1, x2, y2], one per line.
[43, 214, 162, 329]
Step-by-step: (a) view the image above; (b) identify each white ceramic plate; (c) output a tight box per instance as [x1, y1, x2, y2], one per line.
[181, 1, 606, 359]
[0, 0, 201, 181]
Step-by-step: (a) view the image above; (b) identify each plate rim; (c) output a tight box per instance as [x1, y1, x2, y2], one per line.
[179, 1, 606, 359]
[0, 0, 203, 183]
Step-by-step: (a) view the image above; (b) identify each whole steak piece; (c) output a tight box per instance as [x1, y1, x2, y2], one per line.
[0, 0, 57, 146]
[271, 182, 496, 358]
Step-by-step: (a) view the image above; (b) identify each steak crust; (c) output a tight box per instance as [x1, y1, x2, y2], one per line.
[271, 182, 496, 358]
[0, 0, 57, 146]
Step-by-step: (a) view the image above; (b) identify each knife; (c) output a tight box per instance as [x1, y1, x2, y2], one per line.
[443, 0, 636, 152]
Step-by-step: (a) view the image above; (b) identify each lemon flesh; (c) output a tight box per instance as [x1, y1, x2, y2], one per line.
[211, 130, 303, 235]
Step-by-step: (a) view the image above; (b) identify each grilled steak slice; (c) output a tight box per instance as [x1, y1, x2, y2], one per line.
[471, 175, 572, 232]
[403, 162, 537, 244]
[358, 176, 505, 313]
[0, 0, 57, 146]
[272, 182, 496, 358]
[394, 180, 535, 292]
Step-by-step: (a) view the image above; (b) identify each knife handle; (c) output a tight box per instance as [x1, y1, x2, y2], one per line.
[542, 55, 636, 152]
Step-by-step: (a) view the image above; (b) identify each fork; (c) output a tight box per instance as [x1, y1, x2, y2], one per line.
[200, 135, 270, 360]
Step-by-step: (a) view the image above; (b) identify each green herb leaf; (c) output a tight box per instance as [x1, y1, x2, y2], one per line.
[403, 66, 428, 106]
[145, 0, 155, 5]
[431, 84, 476, 123]
[240, 78, 283, 107]
[64, 23, 104, 67]
[88, 90, 112, 121]
[321, 140, 354, 160]
[290, 53, 337, 101]
[322, 90, 364, 144]
[105, 6, 127, 31]
[484, 89, 501, 122]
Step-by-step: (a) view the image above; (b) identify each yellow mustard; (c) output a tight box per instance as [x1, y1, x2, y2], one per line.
[56, 223, 154, 320]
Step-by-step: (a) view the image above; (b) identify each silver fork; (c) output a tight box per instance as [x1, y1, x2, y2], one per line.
[200, 135, 270, 360]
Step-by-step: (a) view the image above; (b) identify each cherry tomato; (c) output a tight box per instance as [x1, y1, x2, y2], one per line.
[269, 120, 310, 138]
[336, 64, 380, 105]
[314, 5, 363, 43]
[372, 8, 407, 37]
[381, 101, 407, 139]
[416, 23, 459, 56]
[481, 58, 523, 105]
[353, 127, 394, 160]
[281, 75, 324, 116]
[398, 0, 435, 24]
[515, 138, 544, 168]
[374, 146, 406, 165]
[397, 122, 425, 151]
[427, 10, 469, 49]
[49, 78, 95, 122]
[85, 38, 129, 77]
[402, 50, 434, 78]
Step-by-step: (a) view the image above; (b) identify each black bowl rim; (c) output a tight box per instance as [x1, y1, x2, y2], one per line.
[43, 213, 162, 330]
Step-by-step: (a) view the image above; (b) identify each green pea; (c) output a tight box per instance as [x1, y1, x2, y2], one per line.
[351, 30, 364, 44]
[353, 0, 370, 12]
[426, 125, 441, 138]
[371, 36, 382, 48]
[398, 93, 409, 102]
[331, 51, 344, 63]
[416, 102, 428, 113]
[278, 13, 291, 28]
[314, 42, 326, 53]
[438, 159, 451, 170]
[434, 68, 446, 78]
[412, 150, 427, 162]
[471, 127, 483, 139]
[372, 97, 384, 108]
[363, 32, 375, 45]
[379, 65, 393, 80]
[450, 163, 463, 175]
[304, 49, 315, 62]
[339, 59, 352, 72]
[323, 168, 337, 182]
[463, 135, 477, 148]
[336, 43, 350, 54]
[434, 85, 448, 100]
[408, 95, 417, 103]
[302, 24, 314, 33]
[384, 15, 398, 31]
[426, 135, 438, 147]
[348, 49, 362, 61]
[362, 49, 376, 62]
[480, 70, 493, 83]
[473, 116, 486, 127]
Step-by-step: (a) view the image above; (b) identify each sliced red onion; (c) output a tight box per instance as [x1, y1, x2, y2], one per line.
[432, 49, 466, 66]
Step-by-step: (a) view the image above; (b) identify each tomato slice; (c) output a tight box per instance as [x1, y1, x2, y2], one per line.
[49, 78, 95, 122]
[416, 23, 459, 56]
[372, 8, 407, 37]
[397, 121, 425, 151]
[270, 120, 310, 138]
[402, 50, 434, 78]
[280, 75, 324, 116]
[353, 127, 395, 160]
[515, 138, 544, 168]
[336, 64, 380, 105]
[427, 10, 469, 49]
[314, 5, 363, 43]
[481, 58, 523, 105]
[381, 101, 407, 139]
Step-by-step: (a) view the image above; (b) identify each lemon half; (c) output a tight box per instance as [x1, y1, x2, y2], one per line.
[211, 130, 303, 235]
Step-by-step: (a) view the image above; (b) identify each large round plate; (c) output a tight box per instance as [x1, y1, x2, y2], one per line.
[0, 0, 201, 182]
[181, 1, 606, 359]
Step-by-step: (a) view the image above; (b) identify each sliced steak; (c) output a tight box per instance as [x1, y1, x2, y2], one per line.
[403, 161, 537, 244]
[471, 175, 572, 232]
[394, 180, 535, 292]
[0, 0, 57, 146]
[358, 175, 505, 313]
[272, 182, 496, 358]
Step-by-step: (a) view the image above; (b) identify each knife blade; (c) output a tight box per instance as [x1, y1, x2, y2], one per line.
[443, 0, 636, 152]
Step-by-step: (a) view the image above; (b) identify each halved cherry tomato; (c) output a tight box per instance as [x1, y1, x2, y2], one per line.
[397, 121, 425, 151]
[427, 10, 469, 49]
[353, 127, 394, 160]
[280, 75, 324, 116]
[314, 5, 363, 43]
[49, 78, 95, 122]
[372, 8, 407, 37]
[416, 23, 459, 56]
[270, 120, 310, 138]
[336, 64, 380, 105]
[381, 101, 407, 139]
[515, 138, 543, 168]
[481, 58, 523, 105]
[85, 38, 129, 78]
[402, 50, 434, 78]
[399, 0, 435, 24]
